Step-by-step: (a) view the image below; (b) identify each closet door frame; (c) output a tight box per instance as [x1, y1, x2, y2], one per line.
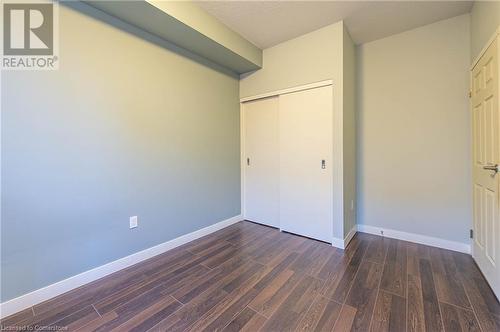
[240, 80, 345, 247]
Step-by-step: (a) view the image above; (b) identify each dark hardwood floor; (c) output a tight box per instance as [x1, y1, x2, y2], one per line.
[2, 221, 500, 331]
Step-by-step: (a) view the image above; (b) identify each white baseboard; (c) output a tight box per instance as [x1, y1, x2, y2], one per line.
[331, 225, 357, 250]
[356, 224, 470, 254]
[344, 225, 357, 248]
[331, 237, 344, 249]
[0, 215, 242, 319]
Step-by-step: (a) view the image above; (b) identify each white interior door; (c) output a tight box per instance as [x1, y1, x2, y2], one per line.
[243, 97, 280, 227]
[472, 36, 500, 298]
[279, 86, 333, 243]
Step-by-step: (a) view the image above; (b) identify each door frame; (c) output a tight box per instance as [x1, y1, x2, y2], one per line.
[239, 80, 346, 248]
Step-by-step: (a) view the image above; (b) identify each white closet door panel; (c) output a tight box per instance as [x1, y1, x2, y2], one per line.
[279, 86, 333, 243]
[243, 97, 280, 227]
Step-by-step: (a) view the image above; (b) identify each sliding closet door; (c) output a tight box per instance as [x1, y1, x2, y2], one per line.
[243, 97, 280, 227]
[279, 86, 333, 242]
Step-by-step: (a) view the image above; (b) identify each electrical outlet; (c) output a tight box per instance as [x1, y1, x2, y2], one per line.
[130, 216, 138, 229]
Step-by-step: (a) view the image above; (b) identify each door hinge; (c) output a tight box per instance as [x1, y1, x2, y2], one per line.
[469, 90, 472, 98]
[470, 229, 474, 239]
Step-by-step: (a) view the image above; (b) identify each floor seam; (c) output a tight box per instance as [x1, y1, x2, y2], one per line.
[218, 304, 255, 332]
[406, 243, 409, 332]
[317, 294, 344, 306]
[294, 289, 322, 331]
[186, 241, 233, 258]
[199, 262, 214, 270]
[367, 237, 390, 332]
[170, 293, 188, 305]
[314, 294, 344, 331]
[380, 288, 406, 298]
[247, 304, 266, 318]
[457, 274, 485, 332]
[431, 252, 449, 332]
[438, 298, 475, 311]
[336, 241, 369, 306]
[91, 304, 102, 318]
[170, 295, 185, 307]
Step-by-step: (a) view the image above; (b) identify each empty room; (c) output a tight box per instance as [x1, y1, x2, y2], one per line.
[1, 0, 500, 331]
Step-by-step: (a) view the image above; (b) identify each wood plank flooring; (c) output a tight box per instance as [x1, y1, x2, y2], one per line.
[2, 221, 499, 331]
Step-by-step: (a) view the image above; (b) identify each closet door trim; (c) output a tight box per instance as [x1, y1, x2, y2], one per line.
[240, 80, 333, 103]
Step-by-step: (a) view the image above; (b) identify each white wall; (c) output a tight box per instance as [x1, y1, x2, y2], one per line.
[240, 22, 350, 241]
[357, 14, 471, 244]
[239, 22, 343, 98]
[470, 1, 500, 61]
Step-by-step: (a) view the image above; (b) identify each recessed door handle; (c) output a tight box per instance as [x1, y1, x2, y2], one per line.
[321, 160, 326, 169]
[483, 164, 498, 173]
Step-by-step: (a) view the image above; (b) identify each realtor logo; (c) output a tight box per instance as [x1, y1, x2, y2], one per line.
[2, 1, 58, 70]
[4, 3, 53, 55]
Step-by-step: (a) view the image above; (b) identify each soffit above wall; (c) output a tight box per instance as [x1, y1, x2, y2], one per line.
[83, 0, 262, 74]
[195, 1, 473, 48]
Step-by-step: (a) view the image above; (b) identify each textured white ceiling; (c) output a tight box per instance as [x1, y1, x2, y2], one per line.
[195, 1, 474, 48]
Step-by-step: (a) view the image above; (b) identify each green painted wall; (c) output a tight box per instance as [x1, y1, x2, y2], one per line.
[357, 15, 471, 244]
[1, 3, 241, 301]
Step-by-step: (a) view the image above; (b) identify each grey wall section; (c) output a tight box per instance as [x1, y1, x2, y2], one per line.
[342, 26, 356, 238]
[470, 1, 500, 61]
[1, 4, 241, 301]
[357, 14, 471, 244]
